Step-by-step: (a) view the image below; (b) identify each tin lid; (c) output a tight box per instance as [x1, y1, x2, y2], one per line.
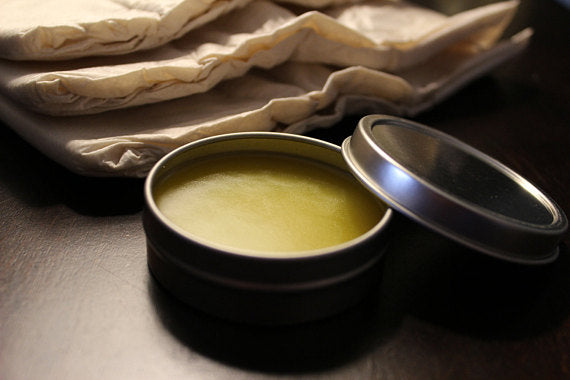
[342, 115, 568, 265]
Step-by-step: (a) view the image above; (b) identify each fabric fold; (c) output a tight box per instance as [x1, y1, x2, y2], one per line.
[0, 0, 257, 61]
[0, 0, 370, 61]
[0, 29, 531, 177]
[0, 0, 519, 116]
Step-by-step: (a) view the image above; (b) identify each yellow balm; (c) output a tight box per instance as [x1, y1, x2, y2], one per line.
[154, 154, 385, 257]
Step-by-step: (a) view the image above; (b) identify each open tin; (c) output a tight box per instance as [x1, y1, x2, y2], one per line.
[144, 115, 567, 324]
[144, 131, 393, 324]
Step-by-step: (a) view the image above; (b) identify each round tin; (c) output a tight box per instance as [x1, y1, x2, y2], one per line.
[144, 132, 393, 324]
[145, 115, 567, 324]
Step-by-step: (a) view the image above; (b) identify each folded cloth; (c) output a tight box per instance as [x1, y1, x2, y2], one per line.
[0, 29, 531, 177]
[0, 0, 519, 116]
[0, 0, 366, 61]
[0, 0, 255, 61]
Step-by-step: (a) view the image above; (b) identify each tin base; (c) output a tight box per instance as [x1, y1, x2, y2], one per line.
[147, 240, 387, 325]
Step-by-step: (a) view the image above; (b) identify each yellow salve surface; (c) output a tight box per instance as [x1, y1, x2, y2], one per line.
[154, 154, 385, 257]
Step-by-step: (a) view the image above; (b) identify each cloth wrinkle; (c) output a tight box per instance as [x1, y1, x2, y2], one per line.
[1, 0, 520, 116]
[0, 0, 529, 177]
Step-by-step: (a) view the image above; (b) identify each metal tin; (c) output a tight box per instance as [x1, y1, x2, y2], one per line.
[343, 115, 568, 265]
[144, 116, 567, 324]
[144, 132, 393, 324]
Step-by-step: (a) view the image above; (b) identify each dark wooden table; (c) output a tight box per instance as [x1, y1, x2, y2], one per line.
[1, 1, 569, 379]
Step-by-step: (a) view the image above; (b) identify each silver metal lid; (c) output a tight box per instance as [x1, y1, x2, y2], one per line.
[342, 115, 568, 265]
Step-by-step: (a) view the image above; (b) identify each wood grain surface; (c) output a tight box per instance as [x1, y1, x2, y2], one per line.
[1, 1, 569, 379]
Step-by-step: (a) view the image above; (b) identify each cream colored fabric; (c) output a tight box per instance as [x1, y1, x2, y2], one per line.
[0, 29, 531, 177]
[0, 0, 256, 61]
[0, 0, 362, 61]
[0, 0, 519, 116]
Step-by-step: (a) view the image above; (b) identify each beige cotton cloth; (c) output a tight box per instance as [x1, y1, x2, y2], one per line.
[0, 0, 531, 177]
[0, 0, 519, 116]
[0, 0, 362, 61]
[0, 27, 531, 176]
[0, 0, 249, 61]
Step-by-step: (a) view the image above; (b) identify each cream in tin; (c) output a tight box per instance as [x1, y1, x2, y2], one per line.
[144, 132, 392, 324]
[154, 153, 386, 256]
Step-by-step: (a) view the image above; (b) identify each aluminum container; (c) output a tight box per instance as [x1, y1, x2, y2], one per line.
[144, 115, 567, 324]
[144, 132, 393, 324]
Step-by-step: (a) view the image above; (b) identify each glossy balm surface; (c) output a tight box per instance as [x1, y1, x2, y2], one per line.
[154, 154, 385, 257]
